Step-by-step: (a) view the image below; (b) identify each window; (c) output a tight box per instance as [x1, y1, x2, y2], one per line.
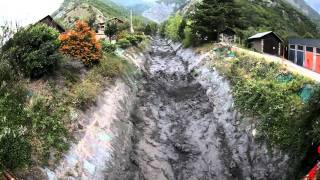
[290, 45, 295, 49]
[317, 48, 320, 54]
[307, 47, 313, 52]
[298, 45, 304, 50]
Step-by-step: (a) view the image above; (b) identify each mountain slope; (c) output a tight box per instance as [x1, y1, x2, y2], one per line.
[284, 0, 320, 27]
[53, 0, 150, 30]
[180, 0, 320, 40]
[235, 0, 320, 39]
[53, 0, 128, 21]
[110, 0, 153, 6]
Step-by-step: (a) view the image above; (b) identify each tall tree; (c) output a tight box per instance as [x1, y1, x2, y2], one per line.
[105, 22, 118, 42]
[190, 0, 240, 41]
[178, 18, 187, 40]
[87, 13, 96, 29]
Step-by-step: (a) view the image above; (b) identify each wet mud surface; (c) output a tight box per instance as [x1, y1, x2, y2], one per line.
[44, 38, 291, 180]
[125, 39, 290, 180]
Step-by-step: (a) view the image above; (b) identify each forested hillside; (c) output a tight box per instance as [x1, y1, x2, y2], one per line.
[236, 0, 320, 40]
[160, 0, 320, 49]
[285, 0, 320, 27]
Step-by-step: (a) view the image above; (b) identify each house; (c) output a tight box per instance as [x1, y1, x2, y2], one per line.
[219, 27, 236, 43]
[288, 39, 320, 73]
[95, 16, 126, 40]
[247, 31, 283, 56]
[96, 15, 106, 40]
[38, 15, 65, 33]
[108, 17, 125, 24]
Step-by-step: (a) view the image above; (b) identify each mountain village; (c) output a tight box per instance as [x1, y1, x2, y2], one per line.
[2, 0, 320, 179]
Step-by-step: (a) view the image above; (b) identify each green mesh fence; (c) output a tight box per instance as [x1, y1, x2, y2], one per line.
[276, 73, 293, 83]
[299, 84, 314, 103]
[227, 51, 236, 57]
[213, 47, 235, 57]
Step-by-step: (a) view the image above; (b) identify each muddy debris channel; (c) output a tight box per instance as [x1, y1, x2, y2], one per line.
[45, 38, 291, 180]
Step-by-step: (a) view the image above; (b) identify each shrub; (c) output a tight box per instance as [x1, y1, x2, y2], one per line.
[0, 85, 30, 171]
[144, 22, 158, 36]
[117, 39, 131, 49]
[227, 53, 319, 156]
[134, 35, 145, 43]
[164, 13, 183, 42]
[101, 41, 116, 54]
[0, 130, 31, 171]
[59, 21, 102, 66]
[27, 96, 68, 162]
[125, 35, 138, 46]
[117, 31, 128, 40]
[72, 79, 102, 109]
[1, 24, 61, 78]
[182, 27, 195, 48]
[93, 55, 123, 78]
[0, 58, 15, 82]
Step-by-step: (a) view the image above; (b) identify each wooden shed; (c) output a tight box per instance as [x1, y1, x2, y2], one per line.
[219, 27, 236, 43]
[288, 39, 320, 73]
[38, 15, 65, 33]
[248, 31, 283, 56]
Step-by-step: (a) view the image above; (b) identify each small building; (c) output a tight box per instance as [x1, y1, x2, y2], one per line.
[248, 31, 283, 56]
[219, 27, 236, 43]
[108, 17, 125, 24]
[96, 15, 106, 40]
[288, 39, 320, 73]
[38, 15, 65, 33]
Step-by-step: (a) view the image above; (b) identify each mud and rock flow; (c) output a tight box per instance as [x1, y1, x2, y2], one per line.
[128, 38, 290, 180]
[44, 38, 290, 180]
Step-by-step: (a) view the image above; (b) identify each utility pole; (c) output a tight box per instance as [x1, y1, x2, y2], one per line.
[130, 10, 134, 34]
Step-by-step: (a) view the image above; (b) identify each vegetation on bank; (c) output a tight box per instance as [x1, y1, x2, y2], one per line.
[159, 0, 320, 177]
[210, 48, 320, 176]
[59, 21, 102, 66]
[0, 18, 147, 173]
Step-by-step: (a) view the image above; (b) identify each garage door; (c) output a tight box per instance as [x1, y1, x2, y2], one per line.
[305, 47, 314, 70]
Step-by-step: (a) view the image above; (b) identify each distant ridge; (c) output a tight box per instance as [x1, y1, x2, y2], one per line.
[284, 0, 320, 27]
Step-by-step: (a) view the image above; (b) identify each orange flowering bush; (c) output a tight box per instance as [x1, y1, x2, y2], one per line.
[59, 21, 102, 66]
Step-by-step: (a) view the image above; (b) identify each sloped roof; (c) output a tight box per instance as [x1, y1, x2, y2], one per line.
[38, 15, 65, 33]
[248, 31, 283, 42]
[248, 31, 273, 39]
[289, 39, 320, 47]
[107, 17, 125, 23]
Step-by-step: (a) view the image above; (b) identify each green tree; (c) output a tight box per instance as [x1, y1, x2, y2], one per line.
[144, 24, 152, 36]
[87, 13, 96, 29]
[164, 13, 183, 42]
[190, 0, 240, 41]
[105, 22, 118, 42]
[178, 18, 187, 40]
[1, 24, 61, 78]
[144, 22, 158, 36]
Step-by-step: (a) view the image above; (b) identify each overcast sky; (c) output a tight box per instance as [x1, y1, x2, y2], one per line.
[0, 0, 319, 26]
[306, 0, 320, 13]
[0, 0, 63, 26]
